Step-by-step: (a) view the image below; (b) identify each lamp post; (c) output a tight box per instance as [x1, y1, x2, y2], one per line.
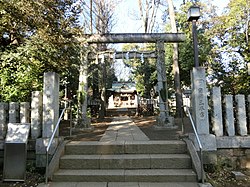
[188, 6, 201, 67]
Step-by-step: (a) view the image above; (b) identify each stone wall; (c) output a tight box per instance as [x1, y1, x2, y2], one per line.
[217, 148, 250, 170]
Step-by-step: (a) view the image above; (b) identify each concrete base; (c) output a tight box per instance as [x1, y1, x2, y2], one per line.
[75, 117, 91, 129]
[36, 137, 63, 167]
[156, 116, 176, 128]
[189, 134, 217, 151]
[216, 136, 250, 148]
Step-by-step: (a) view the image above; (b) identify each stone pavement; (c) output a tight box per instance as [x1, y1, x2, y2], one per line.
[100, 116, 149, 141]
[37, 116, 210, 187]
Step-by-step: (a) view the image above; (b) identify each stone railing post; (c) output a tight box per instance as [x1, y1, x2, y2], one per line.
[235, 95, 247, 136]
[9, 102, 20, 123]
[0, 103, 8, 138]
[224, 95, 235, 136]
[31, 91, 43, 139]
[211, 87, 223, 136]
[20, 102, 30, 123]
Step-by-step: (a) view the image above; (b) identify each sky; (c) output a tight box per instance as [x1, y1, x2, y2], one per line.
[111, 0, 229, 81]
[113, 0, 229, 33]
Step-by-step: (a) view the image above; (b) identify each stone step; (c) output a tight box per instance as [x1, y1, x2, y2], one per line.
[53, 169, 197, 182]
[65, 140, 187, 155]
[37, 182, 199, 187]
[60, 154, 191, 169]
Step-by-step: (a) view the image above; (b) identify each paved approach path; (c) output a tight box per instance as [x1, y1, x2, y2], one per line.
[100, 116, 149, 142]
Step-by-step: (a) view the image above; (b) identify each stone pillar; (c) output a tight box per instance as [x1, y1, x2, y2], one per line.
[248, 95, 250, 131]
[211, 87, 223, 136]
[155, 41, 174, 127]
[224, 95, 235, 136]
[36, 72, 60, 167]
[20, 102, 30, 123]
[0, 103, 8, 138]
[235, 95, 247, 136]
[9, 102, 19, 123]
[42, 72, 60, 138]
[190, 67, 216, 151]
[191, 67, 209, 134]
[31, 91, 43, 139]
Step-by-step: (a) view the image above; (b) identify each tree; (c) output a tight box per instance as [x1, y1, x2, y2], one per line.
[174, 0, 249, 96]
[81, 0, 118, 34]
[80, 0, 119, 118]
[170, 2, 214, 87]
[121, 43, 157, 98]
[0, 0, 82, 102]
[137, 0, 161, 33]
[166, 0, 183, 117]
[207, 0, 250, 95]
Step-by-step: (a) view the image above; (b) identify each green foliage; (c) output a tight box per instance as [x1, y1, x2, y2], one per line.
[121, 43, 157, 98]
[207, 0, 250, 95]
[168, 0, 249, 96]
[0, 0, 82, 102]
[168, 2, 214, 87]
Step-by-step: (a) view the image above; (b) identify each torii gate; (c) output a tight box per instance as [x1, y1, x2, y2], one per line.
[78, 33, 185, 127]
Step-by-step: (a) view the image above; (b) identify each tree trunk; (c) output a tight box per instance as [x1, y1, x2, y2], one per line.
[167, 0, 183, 117]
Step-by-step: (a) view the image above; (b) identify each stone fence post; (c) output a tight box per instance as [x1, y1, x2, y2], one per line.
[211, 87, 223, 136]
[224, 95, 235, 136]
[20, 102, 30, 123]
[9, 102, 19, 123]
[31, 91, 43, 139]
[0, 103, 8, 138]
[235, 95, 247, 136]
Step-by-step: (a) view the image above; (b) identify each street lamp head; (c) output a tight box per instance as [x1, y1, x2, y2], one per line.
[187, 6, 201, 22]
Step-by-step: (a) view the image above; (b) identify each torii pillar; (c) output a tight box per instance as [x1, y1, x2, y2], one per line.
[156, 41, 174, 127]
[77, 49, 91, 128]
[81, 33, 185, 127]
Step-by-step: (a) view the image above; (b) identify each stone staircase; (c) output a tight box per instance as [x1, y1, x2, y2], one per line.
[52, 140, 198, 184]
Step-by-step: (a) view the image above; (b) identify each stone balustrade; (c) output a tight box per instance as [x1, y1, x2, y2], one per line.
[0, 94, 43, 140]
[211, 87, 249, 138]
